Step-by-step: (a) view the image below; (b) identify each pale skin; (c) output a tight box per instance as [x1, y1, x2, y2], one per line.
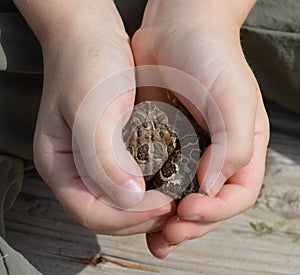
[13, 0, 269, 259]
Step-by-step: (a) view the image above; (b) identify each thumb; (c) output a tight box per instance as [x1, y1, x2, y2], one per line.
[72, 69, 145, 208]
[198, 69, 259, 197]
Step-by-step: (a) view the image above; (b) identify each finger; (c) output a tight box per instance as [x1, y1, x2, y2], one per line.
[146, 218, 220, 259]
[72, 70, 147, 209]
[66, 184, 174, 234]
[104, 203, 176, 236]
[178, 101, 269, 222]
[198, 64, 262, 196]
[146, 231, 177, 259]
[52, 173, 175, 235]
[162, 216, 221, 247]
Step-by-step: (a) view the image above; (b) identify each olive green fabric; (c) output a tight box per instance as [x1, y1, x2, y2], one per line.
[241, 0, 300, 115]
[0, 155, 23, 238]
[0, 0, 18, 12]
[0, 4, 42, 73]
[0, 71, 42, 160]
[115, 0, 148, 37]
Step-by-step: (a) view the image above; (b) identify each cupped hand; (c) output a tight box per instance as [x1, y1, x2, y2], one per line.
[32, 2, 175, 236]
[132, 0, 269, 257]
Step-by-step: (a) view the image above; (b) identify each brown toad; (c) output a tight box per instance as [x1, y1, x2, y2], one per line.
[122, 100, 210, 200]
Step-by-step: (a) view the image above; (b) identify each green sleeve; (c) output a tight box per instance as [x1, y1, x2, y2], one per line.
[241, 0, 300, 114]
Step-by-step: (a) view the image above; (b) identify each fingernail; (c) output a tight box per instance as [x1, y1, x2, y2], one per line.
[113, 179, 144, 208]
[167, 237, 190, 247]
[165, 239, 180, 247]
[168, 242, 180, 247]
[204, 172, 226, 197]
[122, 179, 143, 192]
[180, 215, 202, 222]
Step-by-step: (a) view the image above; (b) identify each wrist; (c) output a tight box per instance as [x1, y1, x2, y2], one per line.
[143, 0, 256, 35]
[13, 0, 126, 49]
[197, 0, 256, 27]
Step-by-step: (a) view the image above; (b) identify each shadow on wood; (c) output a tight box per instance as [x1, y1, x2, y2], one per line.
[5, 170, 100, 275]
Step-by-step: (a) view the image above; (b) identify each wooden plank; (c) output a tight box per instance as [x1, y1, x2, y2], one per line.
[4, 130, 300, 275]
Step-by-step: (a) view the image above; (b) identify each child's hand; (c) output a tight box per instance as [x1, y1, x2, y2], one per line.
[13, 0, 175, 235]
[132, 0, 269, 258]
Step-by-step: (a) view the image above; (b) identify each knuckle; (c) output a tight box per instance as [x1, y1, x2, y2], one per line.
[236, 147, 253, 167]
[235, 143, 253, 165]
[225, 144, 253, 176]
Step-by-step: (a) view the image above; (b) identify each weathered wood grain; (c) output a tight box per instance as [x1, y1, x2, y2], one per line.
[4, 129, 300, 275]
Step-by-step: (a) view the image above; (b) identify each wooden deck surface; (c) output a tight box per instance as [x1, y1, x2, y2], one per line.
[4, 124, 300, 274]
